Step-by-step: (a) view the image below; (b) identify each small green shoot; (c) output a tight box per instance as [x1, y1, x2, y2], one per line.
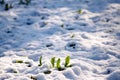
[14, 60, 23, 63]
[38, 56, 42, 66]
[51, 57, 55, 68]
[77, 9, 82, 14]
[65, 56, 70, 67]
[56, 58, 61, 69]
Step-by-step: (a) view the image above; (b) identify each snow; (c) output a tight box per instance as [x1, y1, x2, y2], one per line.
[0, 0, 120, 80]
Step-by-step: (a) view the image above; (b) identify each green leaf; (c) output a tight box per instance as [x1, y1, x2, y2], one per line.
[56, 58, 61, 69]
[38, 56, 42, 66]
[65, 56, 70, 67]
[51, 57, 55, 68]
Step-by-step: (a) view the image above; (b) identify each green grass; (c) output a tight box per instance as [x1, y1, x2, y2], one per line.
[14, 60, 23, 63]
[65, 56, 70, 67]
[51, 57, 55, 68]
[38, 56, 42, 66]
[77, 9, 82, 14]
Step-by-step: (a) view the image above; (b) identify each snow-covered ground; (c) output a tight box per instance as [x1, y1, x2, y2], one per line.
[0, 0, 120, 80]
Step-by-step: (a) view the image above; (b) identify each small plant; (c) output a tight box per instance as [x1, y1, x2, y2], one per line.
[56, 58, 61, 69]
[38, 56, 42, 66]
[0, 0, 5, 4]
[77, 9, 82, 14]
[65, 56, 70, 67]
[50, 57, 55, 68]
[14, 60, 23, 63]
[56, 58, 65, 71]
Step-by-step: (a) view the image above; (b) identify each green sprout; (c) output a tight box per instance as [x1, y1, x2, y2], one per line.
[14, 60, 23, 63]
[38, 56, 42, 66]
[65, 56, 70, 67]
[77, 9, 82, 14]
[51, 57, 55, 68]
[56, 58, 61, 69]
[56, 58, 65, 71]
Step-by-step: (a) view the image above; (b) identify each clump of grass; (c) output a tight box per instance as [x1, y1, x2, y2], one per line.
[77, 9, 82, 14]
[14, 60, 23, 63]
[37, 56, 72, 73]
[38, 56, 42, 66]
[51, 57, 55, 68]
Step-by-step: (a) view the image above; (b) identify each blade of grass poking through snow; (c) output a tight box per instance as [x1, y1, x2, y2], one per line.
[65, 56, 70, 67]
[38, 56, 42, 66]
[56, 58, 61, 69]
[51, 57, 55, 67]
[77, 9, 82, 14]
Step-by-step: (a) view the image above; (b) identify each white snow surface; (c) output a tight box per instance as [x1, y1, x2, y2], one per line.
[0, 0, 120, 80]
